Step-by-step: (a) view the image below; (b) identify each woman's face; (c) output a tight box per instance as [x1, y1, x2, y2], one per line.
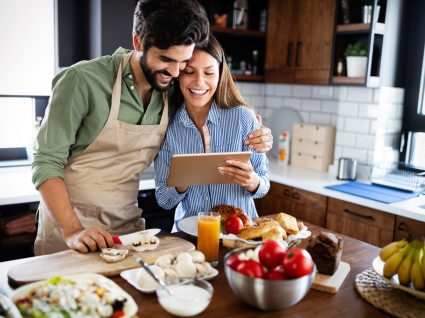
[179, 50, 220, 109]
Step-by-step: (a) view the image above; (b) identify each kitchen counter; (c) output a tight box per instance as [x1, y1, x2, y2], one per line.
[0, 223, 392, 317]
[1, 162, 424, 222]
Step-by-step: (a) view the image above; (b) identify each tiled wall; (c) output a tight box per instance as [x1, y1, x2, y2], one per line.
[236, 82, 405, 173]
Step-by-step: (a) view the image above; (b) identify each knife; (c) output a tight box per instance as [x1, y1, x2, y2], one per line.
[112, 228, 161, 245]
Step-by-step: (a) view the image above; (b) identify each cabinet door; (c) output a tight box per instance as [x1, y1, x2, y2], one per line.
[289, 188, 327, 227]
[264, 0, 297, 82]
[294, 0, 335, 84]
[255, 182, 292, 216]
[326, 198, 395, 247]
[394, 216, 425, 241]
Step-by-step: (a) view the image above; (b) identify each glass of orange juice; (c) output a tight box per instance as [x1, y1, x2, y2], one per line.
[197, 212, 221, 265]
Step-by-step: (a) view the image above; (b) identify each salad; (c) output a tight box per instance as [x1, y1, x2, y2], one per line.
[13, 276, 133, 318]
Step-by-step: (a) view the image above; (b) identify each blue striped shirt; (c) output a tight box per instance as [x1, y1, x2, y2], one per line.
[154, 101, 270, 229]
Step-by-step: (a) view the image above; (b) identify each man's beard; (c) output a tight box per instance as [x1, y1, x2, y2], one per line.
[139, 54, 172, 92]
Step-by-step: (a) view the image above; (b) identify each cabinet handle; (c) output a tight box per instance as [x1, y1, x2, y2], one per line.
[343, 208, 374, 220]
[292, 192, 300, 200]
[295, 41, 302, 66]
[286, 42, 294, 67]
[397, 222, 408, 232]
[283, 189, 291, 197]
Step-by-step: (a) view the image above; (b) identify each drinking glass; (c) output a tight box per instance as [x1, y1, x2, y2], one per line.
[197, 212, 221, 265]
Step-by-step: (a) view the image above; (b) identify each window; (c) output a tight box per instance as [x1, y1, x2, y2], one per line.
[0, 0, 55, 96]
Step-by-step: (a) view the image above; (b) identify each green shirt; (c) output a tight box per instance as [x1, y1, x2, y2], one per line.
[32, 48, 172, 189]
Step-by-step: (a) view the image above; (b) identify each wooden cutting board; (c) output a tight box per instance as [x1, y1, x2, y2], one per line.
[312, 261, 351, 294]
[8, 235, 194, 287]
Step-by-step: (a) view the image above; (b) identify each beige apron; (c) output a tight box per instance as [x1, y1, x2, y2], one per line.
[34, 53, 169, 255]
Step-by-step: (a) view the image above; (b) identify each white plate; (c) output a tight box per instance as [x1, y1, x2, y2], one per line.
[11, 273, 138, 317]
[0, 293, 22, 318]
[177, 215, 311, 246]
[120, 266, 219, 294]
[372, 256, 425, 300]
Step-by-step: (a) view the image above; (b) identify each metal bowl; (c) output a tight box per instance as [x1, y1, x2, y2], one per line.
[224, 248, 316, 310]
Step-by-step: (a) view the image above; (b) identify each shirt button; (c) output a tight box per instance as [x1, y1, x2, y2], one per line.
[130, 85, 135, 90]
[205, 197, 209, 201]
[129, 74, 133, 79]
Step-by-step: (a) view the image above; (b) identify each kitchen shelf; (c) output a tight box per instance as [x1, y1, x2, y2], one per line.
[332, 76, 365, 85]
[211, 26, 266, 38]
[232, 74, 263, 82]
[336, 22, 385, 34]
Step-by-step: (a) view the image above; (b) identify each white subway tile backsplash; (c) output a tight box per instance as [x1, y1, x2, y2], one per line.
[331, 114, 338, 126]
[301, 99, 321, 112]
[265, 96, 284, 108]
[283, 98, 302, 108]
[299, 111, 310, 123]
[338, 102, 358, 116]
[342, 147, 368, 161]
[333, 86, 347, 100]
[337, 117, 345, 130]
[321, 100, 339, 114]
[347, 87, 374, 102]
[243, 83, 263, 95]
[250, 96, 265, 108]
[309, 112, 332, 125]
[334, 145, 343, 160]
[336, 131, 356, 146]
[274, 84, 292, 96]
[265, 84, 275, 95]
[358, 103, 379, 118]
[356, 134, 376, 150]
[312, 86, 333, 99]
[380, 87, 405, 103]
[344, 118, 370, 133]
[373, 88, 381, 104]
[293, 85, 312, 98]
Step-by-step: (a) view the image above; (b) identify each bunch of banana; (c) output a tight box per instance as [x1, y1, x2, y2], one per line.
[379, 239, 425, 290]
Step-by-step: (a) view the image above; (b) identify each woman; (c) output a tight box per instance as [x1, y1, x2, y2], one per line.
[154, 34, 269, 230]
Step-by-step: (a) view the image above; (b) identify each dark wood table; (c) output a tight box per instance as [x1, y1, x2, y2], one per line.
[0, 223, 391, 317]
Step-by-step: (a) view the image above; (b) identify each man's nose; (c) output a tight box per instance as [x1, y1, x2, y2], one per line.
[168, 63, 181, 78]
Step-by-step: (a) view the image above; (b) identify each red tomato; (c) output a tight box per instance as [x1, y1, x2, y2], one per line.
[267, 266, 286, 280]
[236, 260, 265, 278]
[282, 248, 314, 278]
[226, 254, 241, 270]
[224, 215, 243, 235]
[111, 309, 125, 318]
[258, 240, 286, 270]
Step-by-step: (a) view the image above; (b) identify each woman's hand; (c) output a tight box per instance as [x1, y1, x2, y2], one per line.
[244, 114, 273, 153]
[218, 160, 260, 193]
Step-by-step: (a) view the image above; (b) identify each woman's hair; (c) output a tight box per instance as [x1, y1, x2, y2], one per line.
[133, 0, 209, 51]
[174, 33, 251, 110]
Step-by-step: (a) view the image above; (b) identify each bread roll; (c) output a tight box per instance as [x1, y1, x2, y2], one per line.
[277, 212, 299, 235]
[239, 220, 281, 240]
[262, 227, 287, 241]
[210, 204, 254, 226]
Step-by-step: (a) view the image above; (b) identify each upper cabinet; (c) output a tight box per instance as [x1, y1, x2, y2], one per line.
[331, 0, 404, 87]
[265, 0, 336, 85]
[200, 0, 268, 82]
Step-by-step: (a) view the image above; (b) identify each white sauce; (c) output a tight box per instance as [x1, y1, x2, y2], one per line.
[158, 285, 211, 317]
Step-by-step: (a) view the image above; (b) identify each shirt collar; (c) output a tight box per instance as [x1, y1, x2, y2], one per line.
[177, 101, 221, 128]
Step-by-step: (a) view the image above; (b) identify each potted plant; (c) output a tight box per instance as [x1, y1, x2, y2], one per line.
[344, 42, 368, 77]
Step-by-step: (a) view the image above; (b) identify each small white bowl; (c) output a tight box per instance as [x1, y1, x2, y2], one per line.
[156, 280, 213, 317]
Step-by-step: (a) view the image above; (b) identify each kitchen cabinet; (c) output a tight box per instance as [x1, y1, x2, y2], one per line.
[394, 216, 425, 241]
[331, 0, 404, 87]
[326, 197, 395, 247]
[200, 0, 268, 82]
[265, 0, 335, 84]
[255, 182, 327, 227]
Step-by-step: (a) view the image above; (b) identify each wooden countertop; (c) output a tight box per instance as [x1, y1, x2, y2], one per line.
[0, 223, 391, 317]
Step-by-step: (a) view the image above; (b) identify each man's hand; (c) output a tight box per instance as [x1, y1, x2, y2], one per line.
[244, 114, 273, 153]
[63, 226, 115, 253]
[218, 160, 260, 193]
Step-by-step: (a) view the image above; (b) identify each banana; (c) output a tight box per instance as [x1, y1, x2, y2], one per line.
[383, 243, 411, 278]
[411, 244, 425, 290]
[422, 245, 425, 280]
[397, 243, 415, 286]
[379, 239, 407, 261]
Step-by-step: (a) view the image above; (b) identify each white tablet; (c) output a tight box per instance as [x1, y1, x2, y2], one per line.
[166, 151, 252, 187]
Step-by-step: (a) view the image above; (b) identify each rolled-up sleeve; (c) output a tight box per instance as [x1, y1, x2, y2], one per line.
[32, 68, 88, 189]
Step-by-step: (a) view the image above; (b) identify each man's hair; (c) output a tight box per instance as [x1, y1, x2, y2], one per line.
[133, 0, 209, 51]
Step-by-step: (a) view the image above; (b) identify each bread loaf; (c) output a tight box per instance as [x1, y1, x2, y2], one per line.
[307, 231, 342, 275]
[210, 204, 254, 226]
[239, 221, 281, 240]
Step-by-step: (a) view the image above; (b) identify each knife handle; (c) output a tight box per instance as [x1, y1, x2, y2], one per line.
[113, 236, 122, 244]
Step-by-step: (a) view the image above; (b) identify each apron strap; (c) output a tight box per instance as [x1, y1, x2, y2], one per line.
[109, 52, 132, 121]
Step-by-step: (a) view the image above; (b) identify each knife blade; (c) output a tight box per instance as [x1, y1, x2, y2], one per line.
[112, 228, 161, 245]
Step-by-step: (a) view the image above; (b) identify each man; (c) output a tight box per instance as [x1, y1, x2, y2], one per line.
[33, 0, 272, 255]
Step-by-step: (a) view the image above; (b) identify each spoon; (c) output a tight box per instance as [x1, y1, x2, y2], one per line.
[133, 256, 173, 295]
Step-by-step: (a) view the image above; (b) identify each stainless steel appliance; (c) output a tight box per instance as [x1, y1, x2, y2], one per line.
[337, 158, 357, 180]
